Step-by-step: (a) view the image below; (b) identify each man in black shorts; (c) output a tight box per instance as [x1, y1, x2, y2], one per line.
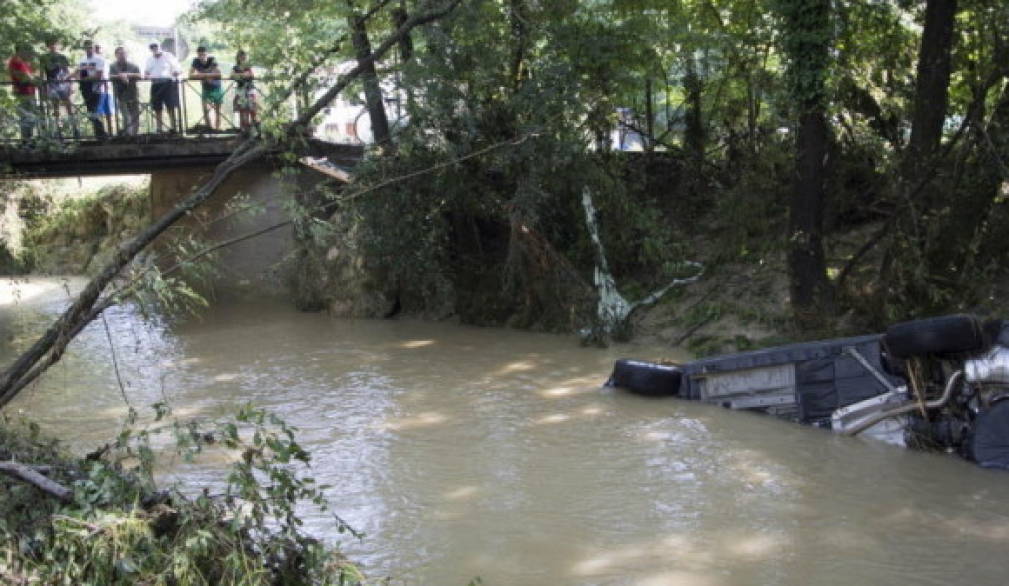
[143, 43, 182, 133]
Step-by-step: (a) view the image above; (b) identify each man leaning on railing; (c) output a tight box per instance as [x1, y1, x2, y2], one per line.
[73, 40, 109, 139]
[144, 43, 182, 134]
[189, 46, 224, 132]
[7, 44, 39, 142]
[110, 47, 141, 136]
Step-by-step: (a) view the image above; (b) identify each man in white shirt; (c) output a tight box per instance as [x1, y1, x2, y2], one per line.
[76, 40, 109, 138]
[144, 43, 182, 133]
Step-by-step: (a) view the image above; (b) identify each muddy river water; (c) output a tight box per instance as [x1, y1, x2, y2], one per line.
[3, 278, 1009, 585]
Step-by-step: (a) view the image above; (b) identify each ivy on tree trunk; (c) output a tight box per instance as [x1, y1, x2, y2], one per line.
[777, 0, 834, 329]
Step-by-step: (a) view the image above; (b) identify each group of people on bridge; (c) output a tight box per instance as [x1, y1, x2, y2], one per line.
[6, 39, 259, 143]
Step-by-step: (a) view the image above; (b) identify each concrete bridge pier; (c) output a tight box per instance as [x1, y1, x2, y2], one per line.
[149, 166, 308, 300]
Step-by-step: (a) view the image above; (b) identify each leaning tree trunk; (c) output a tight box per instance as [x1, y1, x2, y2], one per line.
[777, 0, 833, 329]
[903, 0, 958, 183]
[883, 0, 957, 314]
[349, 9, 393, 148]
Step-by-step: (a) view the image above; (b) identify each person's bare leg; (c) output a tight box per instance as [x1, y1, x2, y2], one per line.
[62, 100, 78, 137]
[49, 100, 62, 136]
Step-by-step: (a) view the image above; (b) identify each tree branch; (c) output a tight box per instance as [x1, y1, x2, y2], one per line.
[0, 461, 73, 503]
[292, 0, 463, 128]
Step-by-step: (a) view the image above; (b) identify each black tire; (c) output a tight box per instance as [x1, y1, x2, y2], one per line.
[606, 359, 682, 397]
[968, 400, 1009, 469]
[883, 314, 986, 359]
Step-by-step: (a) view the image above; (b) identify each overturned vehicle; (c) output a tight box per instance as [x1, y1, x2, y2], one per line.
[607, 314, 1009, 469]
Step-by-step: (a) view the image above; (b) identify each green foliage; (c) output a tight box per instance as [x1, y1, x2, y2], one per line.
[773, 0, 832, 112]
[0, 0, 88, 58]
[324, 1, 702, 330]
[184, 0, 1009, 332]
[0, 405, 365, 585]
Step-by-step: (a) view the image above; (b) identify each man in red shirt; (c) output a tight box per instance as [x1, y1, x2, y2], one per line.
[7, 44, 38, 141]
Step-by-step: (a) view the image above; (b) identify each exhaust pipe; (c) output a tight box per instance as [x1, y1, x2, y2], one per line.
[842, 370, 963, 437]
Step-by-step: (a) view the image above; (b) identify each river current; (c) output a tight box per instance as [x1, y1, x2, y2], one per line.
[3, 277, 1009, 585]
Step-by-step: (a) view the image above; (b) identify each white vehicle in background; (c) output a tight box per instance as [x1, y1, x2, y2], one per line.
[313, 60, 407, 145]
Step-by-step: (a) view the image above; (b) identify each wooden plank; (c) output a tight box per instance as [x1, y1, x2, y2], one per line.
[299, 156, 354, 183]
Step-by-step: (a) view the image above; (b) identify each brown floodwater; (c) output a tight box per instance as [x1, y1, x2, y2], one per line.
[3, 277, 1009, 585]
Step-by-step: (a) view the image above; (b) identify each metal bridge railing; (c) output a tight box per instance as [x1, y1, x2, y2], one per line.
[1, 78, 278, 143]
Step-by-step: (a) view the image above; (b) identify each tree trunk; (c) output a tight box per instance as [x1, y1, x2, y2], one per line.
[349, 12, 393, 147]
[882, 0, 958, 314]
[644, 78, 654, 152]
[391, 6, 414, 62]
[683, 55, 705, 165]
[508, 0, 529, 89]
[789, 108, 832, 326]
[904, 0, 958, 180]
[779, 0, 833, 328]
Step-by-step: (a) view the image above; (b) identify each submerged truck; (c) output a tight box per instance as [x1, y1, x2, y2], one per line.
[607, 314, 1009, 469]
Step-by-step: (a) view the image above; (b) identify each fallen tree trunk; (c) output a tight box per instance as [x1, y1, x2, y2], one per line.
[0, 461, 73, 503]
[0, 0, 462, 410]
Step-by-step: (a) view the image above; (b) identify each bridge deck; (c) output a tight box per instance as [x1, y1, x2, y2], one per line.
[1, 137, 364, 179]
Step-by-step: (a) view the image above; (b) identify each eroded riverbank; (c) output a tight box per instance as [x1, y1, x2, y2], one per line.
[3, 277, 1009, 585]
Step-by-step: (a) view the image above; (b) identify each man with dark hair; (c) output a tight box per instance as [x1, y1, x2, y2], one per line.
[110, 46, 141, 135]
[144, 42, 182, 133]
[74, 40, 109, 138]
[189, 46, 223, 131]
[39, 38, 75, 136]
[7, 44, 38, 142]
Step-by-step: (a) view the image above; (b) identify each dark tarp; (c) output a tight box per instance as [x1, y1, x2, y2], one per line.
[969, 400, 1009, 469]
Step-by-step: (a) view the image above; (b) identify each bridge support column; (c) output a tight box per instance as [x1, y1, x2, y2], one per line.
[149, 166, 302, 300]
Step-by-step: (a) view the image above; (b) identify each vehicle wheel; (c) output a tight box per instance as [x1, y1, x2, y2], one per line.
[967, 400, 1009, 469]
[606, 359, 682, 397]
[883, 314, 986, 359]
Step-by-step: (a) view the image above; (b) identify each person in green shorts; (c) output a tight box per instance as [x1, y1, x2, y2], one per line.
[189, 46, 224, 131]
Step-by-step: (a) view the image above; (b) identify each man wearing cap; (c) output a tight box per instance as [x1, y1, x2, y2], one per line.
[144, 42, 182, 133]
[7, 44, 38, 142]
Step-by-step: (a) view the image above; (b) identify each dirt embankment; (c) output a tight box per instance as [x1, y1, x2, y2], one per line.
[15, 180, 149, 276]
